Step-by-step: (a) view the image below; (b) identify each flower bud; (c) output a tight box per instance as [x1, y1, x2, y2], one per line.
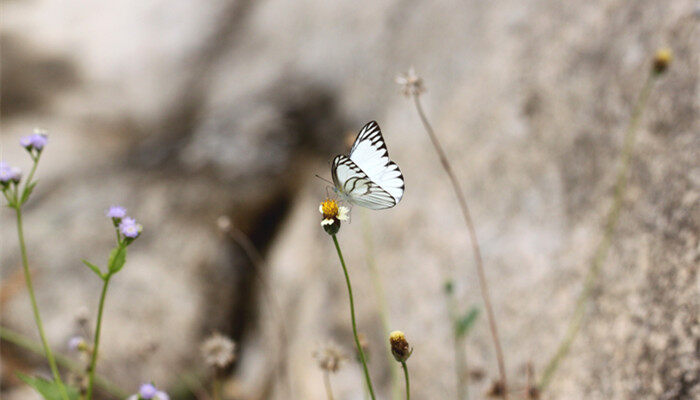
[389, 331, 412, 362]
[652, 48, 672, 75]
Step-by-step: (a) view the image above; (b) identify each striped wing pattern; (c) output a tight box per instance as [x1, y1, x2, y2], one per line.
[331, 121, 405, 209]
[332, 155, 397, 209]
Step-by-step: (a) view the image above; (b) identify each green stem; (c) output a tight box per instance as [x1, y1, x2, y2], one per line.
[331, 234, 376, 400]
[361, 211, 400, 400]
[86, 274, 112, 399]
[0, 326, 128, 398]
[401, 361, 410, 400]
[15, 207, 71, 400]
[22, 155, 40, 198]
[538, 74, 657, 390]
[446, 288, 469, 400]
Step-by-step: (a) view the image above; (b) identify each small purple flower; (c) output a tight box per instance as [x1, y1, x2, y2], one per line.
[0, 163, 21, 184]
[31, 133, 48, 150]
[68, 336, 85, 351]
[119, 217, 143, 239]
[106, 206, 127, 219]
[20, 135, 33, 149]
[154, 391, 170, 400]
[19, 132, 48, 151]
[139, 383, 157, 399]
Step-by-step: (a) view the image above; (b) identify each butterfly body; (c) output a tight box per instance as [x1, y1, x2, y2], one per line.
[331, 121, 404, 210]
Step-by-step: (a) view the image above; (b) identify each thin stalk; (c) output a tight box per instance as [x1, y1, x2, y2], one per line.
[412, 94, 508, 398]
[86, 274, 112, 399]
[212, 376, 222, 400]
[21, 155, 39, 200]
[361, 210, 400, 400]
[538, 74, 657, 390]
[401, 361, 410, 400]
[15, 207, 71, 400]
[323, 371, 335, 400]
[0, 326, 128, 398]
[331, 234, 376, 400]
[447, 289, 469, 400]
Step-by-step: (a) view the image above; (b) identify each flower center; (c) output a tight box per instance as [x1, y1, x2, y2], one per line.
[321, 198, 340, 219]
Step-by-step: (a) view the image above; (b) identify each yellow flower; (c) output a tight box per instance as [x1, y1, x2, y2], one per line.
[319, 198, 349, 234]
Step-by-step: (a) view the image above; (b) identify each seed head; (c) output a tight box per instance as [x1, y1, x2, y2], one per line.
[201, 332, 236, 369]
[395, 67, 426, 97]
[313, 342, 348, 373]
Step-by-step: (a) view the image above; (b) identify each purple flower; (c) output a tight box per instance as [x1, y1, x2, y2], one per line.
[0, 163, 21, 184]
[68, 336, 85, 351]
[19, 132, 48, 151]
[31, 133, 48, 150]
[106, 206, 127, 219]
[139, 383, 157, 399]
[119, 217, 143, 238]
[20, 136, 33, 149]
[154, 391, 170, 400]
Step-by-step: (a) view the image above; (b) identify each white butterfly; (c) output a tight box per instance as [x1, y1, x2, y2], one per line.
[331, 121, 405, 210]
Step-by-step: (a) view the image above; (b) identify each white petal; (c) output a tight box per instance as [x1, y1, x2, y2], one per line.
[321, 218, 334, 226]
[338, 207, 350, 221]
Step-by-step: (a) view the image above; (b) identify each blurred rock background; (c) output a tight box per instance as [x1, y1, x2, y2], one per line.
[1, 0, 698, 399]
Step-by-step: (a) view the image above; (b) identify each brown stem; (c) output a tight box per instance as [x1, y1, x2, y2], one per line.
[412, 94, 508, 398]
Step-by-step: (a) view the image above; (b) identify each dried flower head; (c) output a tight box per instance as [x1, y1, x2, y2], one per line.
[313, 342, 348, 373]
[389, 330, 412, 362]
[486, 380, 505, 398]
[652, 48, 672, 75]
[201, 332, 236, 369]
[395, 67, 426, 97]
[319, 198, 349, 235]
[217, 215, 232, 233]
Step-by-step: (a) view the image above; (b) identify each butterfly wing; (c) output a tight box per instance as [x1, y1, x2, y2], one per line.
[331, 155, 397, 210]
[348, 121, 404, 203]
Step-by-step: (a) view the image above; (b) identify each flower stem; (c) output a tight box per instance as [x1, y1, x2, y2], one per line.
[86, 274, 112, 399]
[446, 287, 469, 400]
[15, 207, 71, 400]
[212, 375, 222, 400]
[0, 325, 128, 398]
[361, 210, 400, 400]
[323, 371, 335, 400]
[401, 361, 410, 400]
[411, 94, 508, 398]
[331, 234, 376, 400]
[538, 73, 657, 391]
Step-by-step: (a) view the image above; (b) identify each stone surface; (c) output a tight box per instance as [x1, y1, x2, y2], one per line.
[1, 0, 697, 399]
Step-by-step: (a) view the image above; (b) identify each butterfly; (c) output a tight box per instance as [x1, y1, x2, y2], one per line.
[331, 121, 404, 210]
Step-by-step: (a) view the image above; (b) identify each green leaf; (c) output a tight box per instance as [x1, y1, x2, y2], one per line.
[455, 307, 480, 338]
[82, 259, 104, 279]
[107, 245, 127, 274]
[16, 373, 79, 400]
[20, 181, 39, 205]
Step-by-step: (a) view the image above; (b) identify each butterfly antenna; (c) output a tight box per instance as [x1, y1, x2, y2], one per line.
[315, 174, 333, 185]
